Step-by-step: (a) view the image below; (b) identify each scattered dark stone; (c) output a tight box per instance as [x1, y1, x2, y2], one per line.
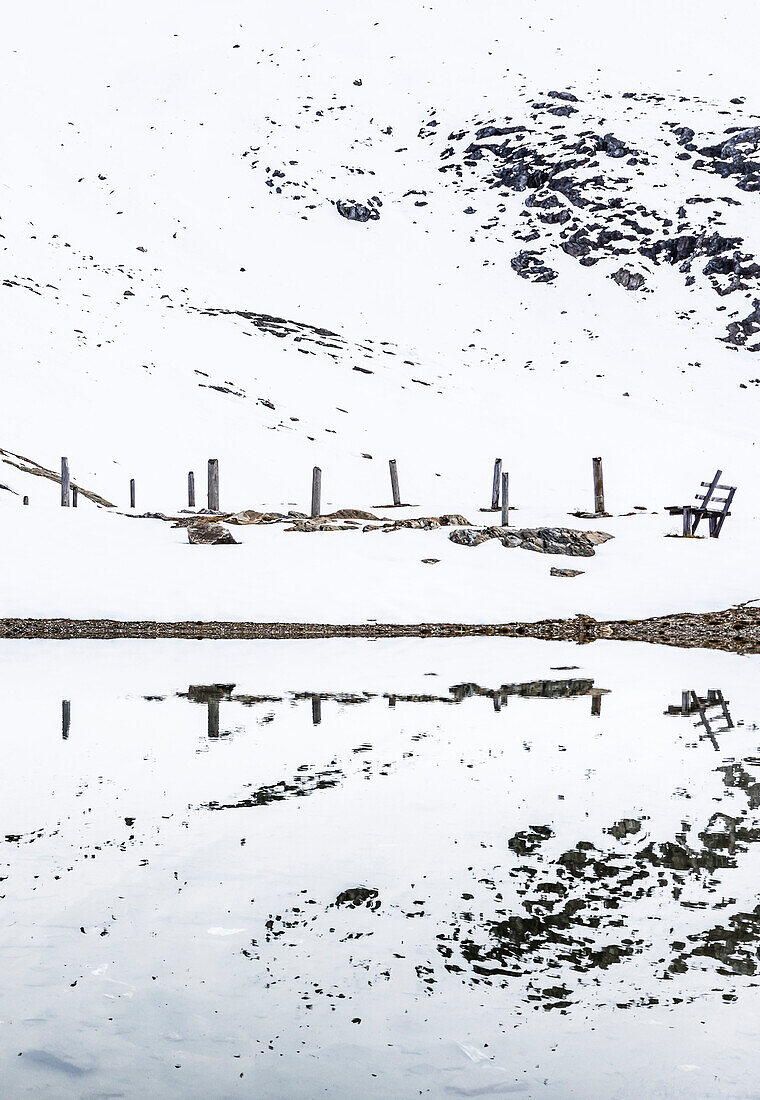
[336, 199, 379, 223]
[612, 267, 646, 290]
[336, 887, 380, 908]
[510, 250, 558, 283]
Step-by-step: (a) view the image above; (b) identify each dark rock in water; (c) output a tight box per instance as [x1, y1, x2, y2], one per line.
[548, 90, 579, 103]
[183, 684, 236, 703]
[549, 105, 577, 117]
[607, 818, 643, 840]
[509, 824, 554, 855]
[336, 199, 379, 223]
[187, 522, 238, 545]
[336, 886, 379, 908]
[511, 250, 558, 283]
[612, 267, 646, 290]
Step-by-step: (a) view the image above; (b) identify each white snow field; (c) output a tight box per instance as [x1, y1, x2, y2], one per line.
[4, 0, 760, 624]
[2, 1, 760, 623]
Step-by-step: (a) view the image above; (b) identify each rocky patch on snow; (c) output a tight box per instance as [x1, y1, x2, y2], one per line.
[449, 527, 612, 557]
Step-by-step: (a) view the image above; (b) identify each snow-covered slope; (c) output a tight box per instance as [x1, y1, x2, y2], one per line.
[2, 1, 760, 622]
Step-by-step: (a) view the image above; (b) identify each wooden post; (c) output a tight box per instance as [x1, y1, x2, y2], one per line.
[207, 700, 220, 739]
[61, 458, 70, 507]
[591, 694, 602, 717]
[389, 459, 401, 506]
[388, 695, 396, 708]
[72, 486, 78, 508]
[62, 700, 71, 740]
[208, 459, 219, 511]
[23, 496, 28, 506]
[312, 696, 322, 726]
[491, 458, 502, 510]
[593, 457, 605, 516]
[682, 690, 691, 713]
[188, 471, 195, 509]
[130, 478, 136, 509]
[311, 466, 321, 518]
[683, 506, 693, 537]
[501, 472, 509, 527]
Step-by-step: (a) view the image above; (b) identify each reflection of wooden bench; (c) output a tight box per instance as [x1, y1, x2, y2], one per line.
[666, 469, 736, 538]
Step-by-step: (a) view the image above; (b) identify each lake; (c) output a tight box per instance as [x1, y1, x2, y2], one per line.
[1, 637, 759, 1098]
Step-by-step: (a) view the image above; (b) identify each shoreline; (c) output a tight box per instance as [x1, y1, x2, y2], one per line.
[1, 606, 759, 652]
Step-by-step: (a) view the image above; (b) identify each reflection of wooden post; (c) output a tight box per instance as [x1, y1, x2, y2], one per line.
[593, 457, 605, 516]
[501, 472, 509, 527]
[72, 486, 78, 508]
[389, 459, 401, 506]
[188, 471, 196, 509]
[491, 459, 502, 510]
[208, 459, 219, 511]
[311, 466, 321, 518]
[61, 458, 70, 507]
[591, 694, 602, 717]
[130, 479, 136, 509]
[23, 496, 29, 506]
[208, 700, 220, 738]
[312, 697, 322, 726]
[62, 700, 71, 740]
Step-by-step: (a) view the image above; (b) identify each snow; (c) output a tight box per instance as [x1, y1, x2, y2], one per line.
[1, 1, 760, 623]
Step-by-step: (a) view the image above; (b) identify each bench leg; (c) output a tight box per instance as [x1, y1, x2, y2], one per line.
[683, 507, 692, 536]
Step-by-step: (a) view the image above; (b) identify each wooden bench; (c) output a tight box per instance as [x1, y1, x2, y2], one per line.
[666, 469, 736, 538]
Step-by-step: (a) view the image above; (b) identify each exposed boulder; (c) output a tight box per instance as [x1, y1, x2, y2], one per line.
[449, 527, 613, 557]
[511, 250, 558, 283]
[335, 886, 379, 908]
[551, 567, 585, 577]
[187, 522, 238, 545]
[336, 199, 380, 223]
[611, 267, 646, 290]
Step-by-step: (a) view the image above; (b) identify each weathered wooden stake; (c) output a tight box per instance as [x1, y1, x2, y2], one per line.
[311, 466, 322, 518]
[208, 459, 219, 511]
[593, 457, 605, 516]
[207, 699, 220, 739]
[61, 458, 70, 507]
[591, 694, 602, 717]
[501, 472, 509, 527]
[312, 696, 322, 726]
[491, 458, 502, 510]
[62, 699, 71, 740]
[72, 486, 78, 508]
[23, 496, 29, 506]
[130, 478, 136, 509]
[188, 471, 196, 509]
[389, 459, 401, 506]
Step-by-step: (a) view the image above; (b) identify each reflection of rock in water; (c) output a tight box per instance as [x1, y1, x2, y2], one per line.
[436, 755, 760, 1009]
[203, 762, 344, 810]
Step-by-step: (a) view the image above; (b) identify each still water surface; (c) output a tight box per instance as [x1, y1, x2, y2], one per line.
[1, 638, 759, 1098]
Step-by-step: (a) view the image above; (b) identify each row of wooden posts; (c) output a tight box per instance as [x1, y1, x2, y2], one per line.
[52, 455, 607, 520]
